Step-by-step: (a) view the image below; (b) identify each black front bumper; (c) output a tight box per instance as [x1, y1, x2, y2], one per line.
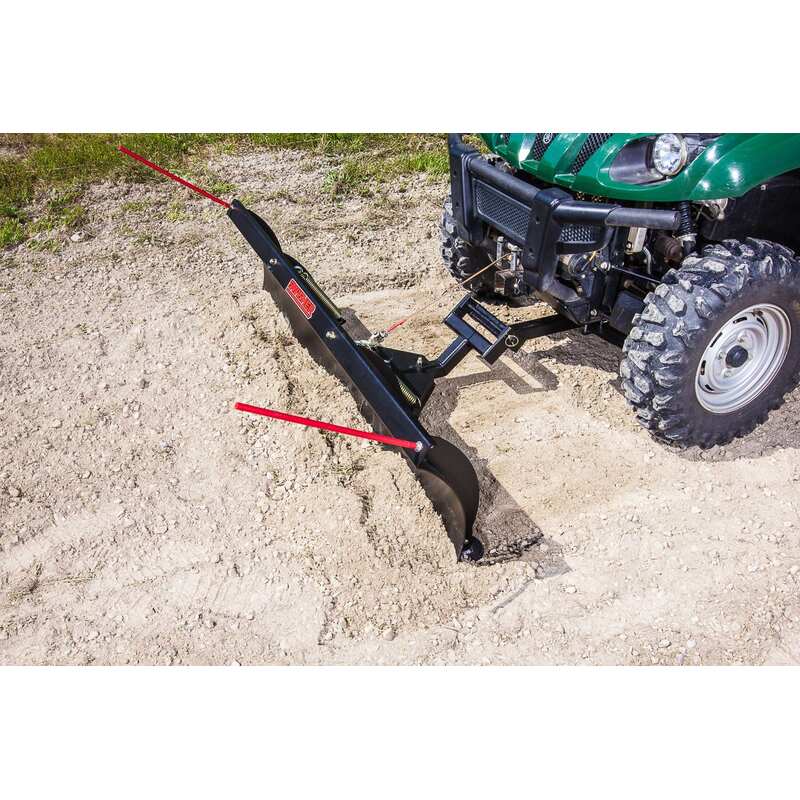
[448, 134, 679, 298]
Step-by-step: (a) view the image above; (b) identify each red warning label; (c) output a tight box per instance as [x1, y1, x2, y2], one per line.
[285, 279, 316, 320]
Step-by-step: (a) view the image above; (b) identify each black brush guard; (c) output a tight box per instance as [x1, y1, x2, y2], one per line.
[448, 134, 680, 302]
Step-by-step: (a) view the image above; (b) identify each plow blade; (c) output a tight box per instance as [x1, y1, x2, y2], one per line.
[228, 201, 482, 561]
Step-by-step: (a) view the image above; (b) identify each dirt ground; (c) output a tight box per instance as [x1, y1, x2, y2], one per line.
[3, 147, 800, 665]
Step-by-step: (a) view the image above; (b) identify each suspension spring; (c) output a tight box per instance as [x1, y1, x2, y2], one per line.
[678, 200, 697, 257]
[677, 200, 696, 256]
[677, 201, 692, 235]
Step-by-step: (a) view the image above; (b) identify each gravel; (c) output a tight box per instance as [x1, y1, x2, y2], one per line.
[2, 147, 800, 665]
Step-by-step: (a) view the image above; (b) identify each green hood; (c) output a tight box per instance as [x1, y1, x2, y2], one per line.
[481, 133, 800, 202]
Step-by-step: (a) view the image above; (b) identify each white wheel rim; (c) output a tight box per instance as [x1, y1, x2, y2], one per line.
[695, 303, 791, 414]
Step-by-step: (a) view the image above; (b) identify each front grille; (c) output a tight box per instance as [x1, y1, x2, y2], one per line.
[473, 175, 606, 250]
[559, 223, 602, 244]
[569, 133, 612, 174]
[473, 180, 531, 242]
[531, 133, 557, 161]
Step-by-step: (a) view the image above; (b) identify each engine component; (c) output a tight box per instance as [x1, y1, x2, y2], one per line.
[489, 237, 523, 296]
[700, 198, 729, 220]
[559, 252, 596, 279]
[652, 234, 684, 265]
[494, 268, 521, 296]
[626, 226, 647, 254]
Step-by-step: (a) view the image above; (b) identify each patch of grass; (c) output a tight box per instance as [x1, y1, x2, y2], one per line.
[166, 199, 187, 222]
[120, 200, 151, 214]
[264, 188, 297, 203]
[0, 219, 25, 248]
[27, 238, 61, 253]
[323, 147, 449, 197]
[133, 233, 161, 247]
[0, 133, 231, 249]
[323, 160, 368, 196]
[200, 174, 237, 198]
[46, 190, 85, 229]
[245, 133, 442, 156]
[61, 204, 85, 228]
[0, 133, 449, 248]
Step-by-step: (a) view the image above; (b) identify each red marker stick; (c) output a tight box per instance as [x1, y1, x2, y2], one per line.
[234, 402, 422, 451]
[117, 146, 231, 209]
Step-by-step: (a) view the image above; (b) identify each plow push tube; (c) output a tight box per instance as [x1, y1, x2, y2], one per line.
[227, 200, 482, 561]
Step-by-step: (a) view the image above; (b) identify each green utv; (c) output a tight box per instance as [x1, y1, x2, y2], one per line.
[443, 133, 800, 447]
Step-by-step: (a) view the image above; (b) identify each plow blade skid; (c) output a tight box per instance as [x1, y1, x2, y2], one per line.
[228, 201, 481, 560]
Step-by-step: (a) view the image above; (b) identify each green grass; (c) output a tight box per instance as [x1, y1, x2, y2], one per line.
[0, 219, 25, 248]
[323, 148, 448, 197]
[0, 133, 448, 249]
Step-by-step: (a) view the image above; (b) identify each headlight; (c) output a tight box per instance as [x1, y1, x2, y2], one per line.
[651, 133, 688, 177]
[610, 134, 718, 184]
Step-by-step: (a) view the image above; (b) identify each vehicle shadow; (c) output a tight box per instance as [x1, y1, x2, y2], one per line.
[535, 327, 800, 463]
[674, 392, 800, 463]
[342, 308, 569, 574]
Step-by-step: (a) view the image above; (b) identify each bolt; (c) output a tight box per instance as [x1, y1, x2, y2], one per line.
[723, 368, 732, 378]
[325, 330, 337, 340]
[268, 258, 278, 266]
[590, 310, 598, 317]
[718, 351, 725, 359]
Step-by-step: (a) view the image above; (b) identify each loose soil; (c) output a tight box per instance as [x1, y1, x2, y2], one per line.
[2, 148, 800, 665]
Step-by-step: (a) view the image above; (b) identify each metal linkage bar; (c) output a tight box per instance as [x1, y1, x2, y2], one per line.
[504, 314, 580, 352]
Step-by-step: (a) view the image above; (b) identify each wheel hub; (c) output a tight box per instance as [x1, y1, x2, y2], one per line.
[725, 344, 749, 369]
[695, 303, 791, 414]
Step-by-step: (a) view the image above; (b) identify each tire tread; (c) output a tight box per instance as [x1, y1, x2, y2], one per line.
[620, 238, 800, 448]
